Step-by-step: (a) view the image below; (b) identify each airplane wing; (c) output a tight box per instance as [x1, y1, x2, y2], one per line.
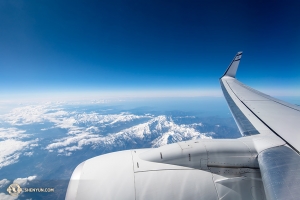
[220, 52, 300, 200]
[66, 52, 300, 200]
[221, 52, 300, 150]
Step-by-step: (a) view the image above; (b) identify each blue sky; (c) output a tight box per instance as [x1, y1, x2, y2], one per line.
[0, 0, 300, 100]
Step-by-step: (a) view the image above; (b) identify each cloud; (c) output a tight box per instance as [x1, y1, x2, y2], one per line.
[38, 110, 153, 155]
[0, 126, 39, 168]
[13, 176, 37, 187]
[2, 104, 136, 126]
[0, 193, 18, 200]
[45, 131, 99, 155]
[2, 104, 150, 135]
[2, 103, 212, 157]
[64, 152, 72, 156]
[0, 128, 29, 140]
[0, 139, 38, 169]
[24, 152, 33, 156]
[2, 105, 57, 125]
[65, 146, 82, 151]
[0, 179, 10, 188]
[45, 115, 212, 154]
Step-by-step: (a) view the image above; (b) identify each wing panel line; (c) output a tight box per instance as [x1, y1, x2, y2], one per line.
[234, 80, 300, 112]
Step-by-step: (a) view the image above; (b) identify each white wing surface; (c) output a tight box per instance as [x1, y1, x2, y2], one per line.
[220, 52, 300, 152]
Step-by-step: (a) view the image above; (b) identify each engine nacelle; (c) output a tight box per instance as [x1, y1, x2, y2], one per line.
[66, 139, 266, 200]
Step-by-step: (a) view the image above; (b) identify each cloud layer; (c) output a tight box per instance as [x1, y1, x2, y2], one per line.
[0, 127, 38, 169]
[1, 103, 213, 159]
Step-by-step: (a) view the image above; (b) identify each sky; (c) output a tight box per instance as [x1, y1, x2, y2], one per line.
[0, 0, 300, 100]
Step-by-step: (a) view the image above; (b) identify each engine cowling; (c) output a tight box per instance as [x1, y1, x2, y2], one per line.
[66, 139, 266, 200]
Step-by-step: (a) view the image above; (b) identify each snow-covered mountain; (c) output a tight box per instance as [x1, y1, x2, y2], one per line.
[45, 113, 214, 156]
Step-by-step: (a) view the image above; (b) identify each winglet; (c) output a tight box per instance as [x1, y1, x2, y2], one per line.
[221, 51, 242, 78]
